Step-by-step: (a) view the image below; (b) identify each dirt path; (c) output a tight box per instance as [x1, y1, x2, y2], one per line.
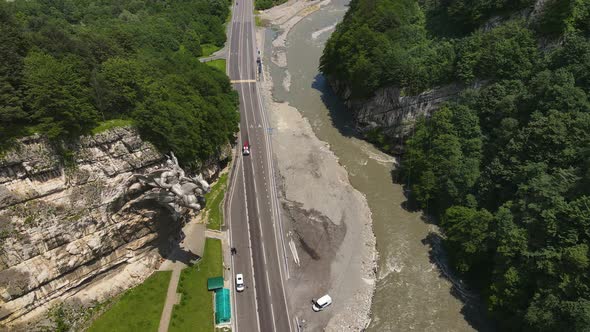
[158, 266, 182, 332]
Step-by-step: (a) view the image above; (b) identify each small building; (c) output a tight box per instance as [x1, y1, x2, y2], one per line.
[215, 288, 231, 324]
[207, 276, 224, 291]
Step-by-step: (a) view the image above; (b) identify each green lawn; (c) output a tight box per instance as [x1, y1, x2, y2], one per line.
[205, 173, 229, 230]
[91, 119, 134, 135]
[201, 43, 222, 57]
[88, 271, 172, 332]
[205, 59, 227, 73]
[169, 238, 223, 332]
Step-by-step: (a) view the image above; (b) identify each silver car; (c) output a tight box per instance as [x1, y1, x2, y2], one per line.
[236, 273, 245, 292]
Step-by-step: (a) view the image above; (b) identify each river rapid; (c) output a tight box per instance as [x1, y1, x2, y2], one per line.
[265, 0, 484, 330]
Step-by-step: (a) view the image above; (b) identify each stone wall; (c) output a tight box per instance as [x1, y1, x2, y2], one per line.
[0, 127, 213, 327]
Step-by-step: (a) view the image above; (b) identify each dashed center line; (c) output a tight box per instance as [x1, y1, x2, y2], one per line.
[231, 79, 257, 83]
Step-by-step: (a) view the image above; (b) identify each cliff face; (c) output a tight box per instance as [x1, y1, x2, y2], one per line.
[0, 127, 226, 327]
[331, 80, 465, 153]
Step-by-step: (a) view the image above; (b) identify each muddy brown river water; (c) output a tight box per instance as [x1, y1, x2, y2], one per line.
[264, 0, 490, 330]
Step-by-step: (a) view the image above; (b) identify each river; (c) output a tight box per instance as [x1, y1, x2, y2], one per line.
[265, 0, 484, 330]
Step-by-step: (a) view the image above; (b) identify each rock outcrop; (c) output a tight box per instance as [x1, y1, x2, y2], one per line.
[330, 80, 465, 153]
[0, 127, 223, 328]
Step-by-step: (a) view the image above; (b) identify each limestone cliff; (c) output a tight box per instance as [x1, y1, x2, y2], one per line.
[330, 80, 465, 153]
[0, 127, 228, 328]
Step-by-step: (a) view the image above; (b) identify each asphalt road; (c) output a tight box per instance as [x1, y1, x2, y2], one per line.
[225, 0, 293, 331]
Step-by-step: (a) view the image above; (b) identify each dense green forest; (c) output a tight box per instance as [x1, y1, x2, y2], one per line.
[255, 0, 287, 11]
[322, 0, 590, 330]
[321, 0, 589, 96]
[0, 0, 239, 166]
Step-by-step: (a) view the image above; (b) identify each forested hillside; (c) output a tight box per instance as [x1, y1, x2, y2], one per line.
[321, 0, 588, 96]
[322, 0, 590, 330]
[0, 0, 239, 166]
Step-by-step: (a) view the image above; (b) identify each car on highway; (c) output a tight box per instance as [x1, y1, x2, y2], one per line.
[236, 273, 245, 292]
[242, 142, 250, 156]
[312, 294, 332, 312]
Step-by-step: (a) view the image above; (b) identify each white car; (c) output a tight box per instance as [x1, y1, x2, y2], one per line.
[235, 273, 245, 292]
[312, 294, 332, 312]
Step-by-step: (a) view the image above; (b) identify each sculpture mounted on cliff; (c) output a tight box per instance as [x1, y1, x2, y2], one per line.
[126, 152, 210, 214]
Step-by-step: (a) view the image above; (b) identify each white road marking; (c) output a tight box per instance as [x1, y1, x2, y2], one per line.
[289, 240, 301, 266]
[270, 300, 277, 330]
[228, 162, 239, 332]
[227, 1, 294, 331]
[239, 144, 262, 332]
[265, 269, 272, 296]
[243, 30, 279, 332]
[231, 79, 257, 83]
[226, 5, 239, 332]
[252, 53, 295, 332]
[236, 12, 280, 332]
[229, 4, 262, 332]
[261, 236, 268, 265]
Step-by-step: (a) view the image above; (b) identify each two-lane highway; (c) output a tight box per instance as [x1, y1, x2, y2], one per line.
[225, 0, 292, 331]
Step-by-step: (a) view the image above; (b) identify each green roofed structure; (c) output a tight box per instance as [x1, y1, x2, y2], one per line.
[215, 288, 231, 324]
[207, 276, 224, 291]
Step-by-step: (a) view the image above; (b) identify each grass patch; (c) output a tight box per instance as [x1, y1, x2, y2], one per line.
[88, 271, 172, 332]
[91, 119, 134, 135]
[205, 59, 227, 73]
[169, 238, 223, 332]
[226, 6, 233, 24]
[255, 15, 264, 27]
[204, 173, 229, 230]
[201, 43, 222, 57]
[254, 0, 287, 10]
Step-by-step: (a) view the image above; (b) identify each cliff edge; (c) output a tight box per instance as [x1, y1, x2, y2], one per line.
[0, 127, 226, 328]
